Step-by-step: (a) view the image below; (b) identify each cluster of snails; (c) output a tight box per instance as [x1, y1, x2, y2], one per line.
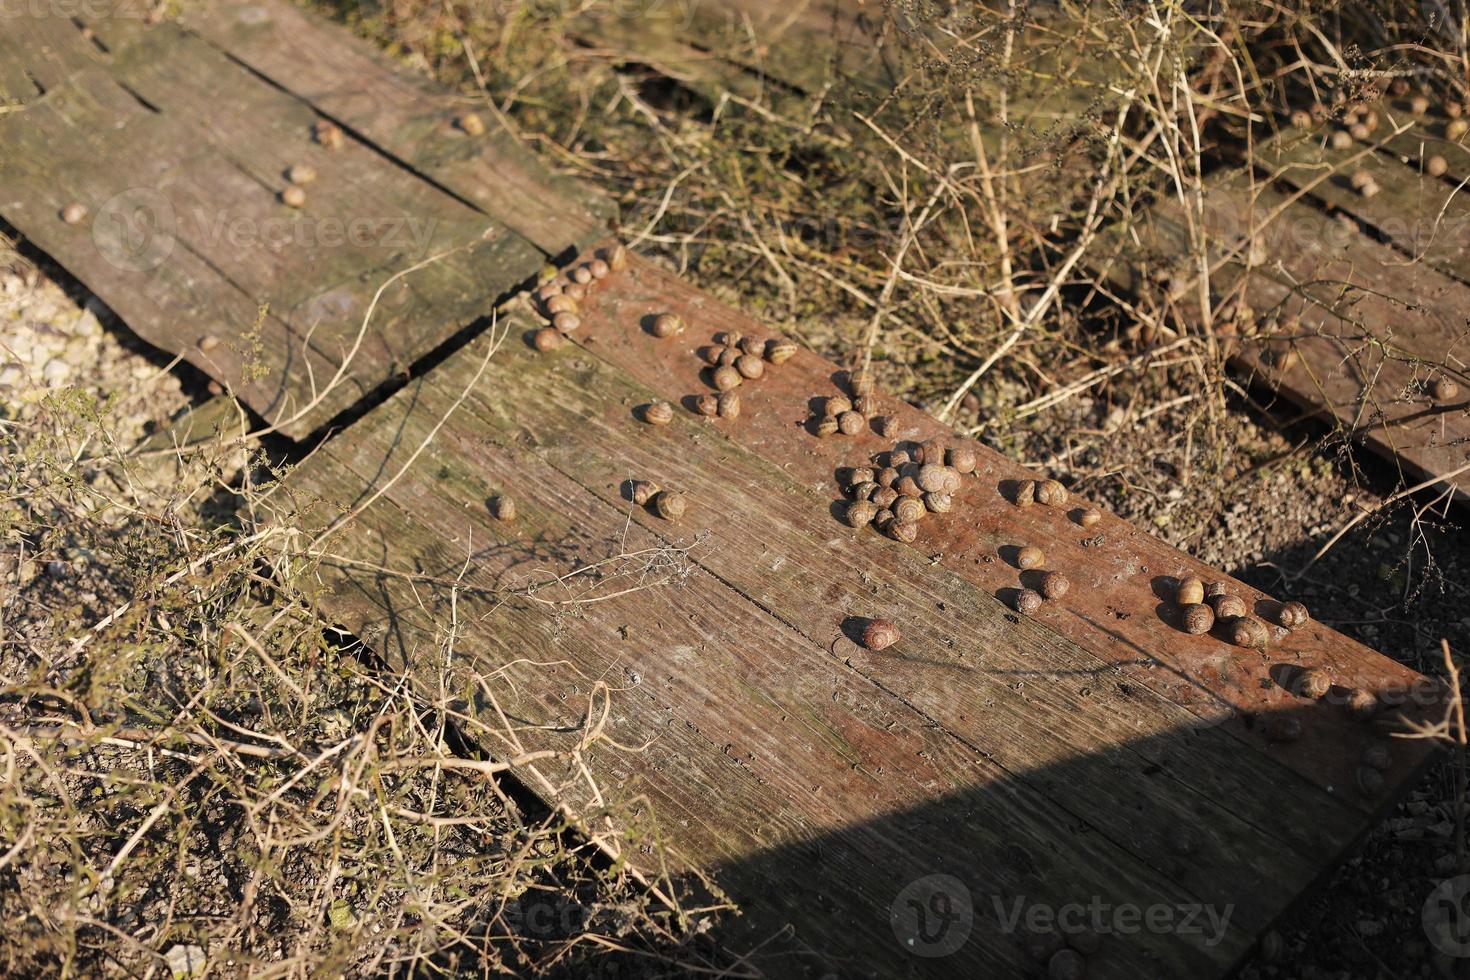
[530, 245, 628, 352]
[838, 437, 976, 543]
[681, 329, 799, 421]
[1169, 575, 1306, 647]
[1013, 477, 1102, 528]
[627, 479, 687, 522]
[1289, 85, 1463, 179]
[810, 368, 897, 439]
[1007, 544, 1070, 616]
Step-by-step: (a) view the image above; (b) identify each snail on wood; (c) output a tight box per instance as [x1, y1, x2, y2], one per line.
[552, 312, 581, 334]
[1432, 376, 1460, 402]
[1039, 571, 1070, 600]
[1227, 616, 1267, 648]
[845, 500, 878, 527]
[588, 258, 610, 280]
[60, 202, 88, 225]
[1016, 545, 1044, 570]
[1294, 667, 1331, 700]
[1035, 479, 1068, 507]
[570, 265, 593, 285]
[695, 393, 720, 417]
[946, 447, 976, 474]
[712, 366, 742, 391]
[876, 466, 900, 488]
[1077, 507, 1101, 527]
[314, 120, 345, 149]
[870, 486, 899, 509]
[1344, 688, 1378, 720]
[456, 112, 486, 135]
[814, 415, 840, 438]
[736, 354, 765, 380]
[1015, 589, 1043, 616]
[827, 394, 853, 416]
[631, 480, 660, 505]
[606, 244, 628, 271]
[765, 338, 798, 364]
[838, 411, 866, 436]
[1428, 155, 1449, 177]
[874, 416, 898, 438]
[653, 490, 687, 520]
[854, 395, 878, 418]
[1181, 603, 1214, 635]
[739, 336, 766, 357]
[851, 481, 880, 502]
[642, 401, 674, 425]
[1278, 601, 1309, 629]
[861, 619, 900, 650]
[916, 464, 949, 493]
[651, 313, 684, 338]
[894, 476, 922, 498]
[717, 391, 740, 419]
[546, 294, 579, 316]
[893, 497, 926, 523]
[1015, 480, 1037, 508]
[884, 520, 918, 543]
[1176, 576, 1205, 606]
[923, 491, 953, 514]
[532, 327, 563, 352]
[288, 163, 318, 185]
[847, 466, 876, 488]
[491, 496, 516, 520]
[281, 186, 307, 208]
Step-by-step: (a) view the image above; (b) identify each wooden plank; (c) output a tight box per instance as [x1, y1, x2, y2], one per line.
[0, 23, 550, 438]
[278, 248, 1438, 977]
[1111, 177, 1470, 500]
[177, 0, 612, 257]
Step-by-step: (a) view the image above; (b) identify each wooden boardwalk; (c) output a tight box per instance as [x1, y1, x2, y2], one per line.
[0, 3, 1450, 977]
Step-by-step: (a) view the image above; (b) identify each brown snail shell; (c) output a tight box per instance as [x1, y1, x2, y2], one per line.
[570, 265, 593, 285]
[712, 366, 742, 391]
[893, 497, 926, 523]
[884, 520, 918, 543]
[281, 186, 307, 208]
[198, 335, 221, 352]
[887, 450, 911, 468]
[552, 312, 581, 333]
[1451, 118, 1470, 140]
[1015, 480, 1037, 508]
[1039, 571, 1070, 600]
[1181, 603, 1214, 635]
[837, 411, 866, 436]
[588, 258, 610, 280]
[651, 313, 684, 338]
[815, 415, 840, 437]
[873, 416, 898, 439]
[1278, 600, 1309, 629]
[717, 330, 742, 349]
[1036, 479, 1068, 507]
[694, 393, 719, 416]
[1330, 129, 1352, 150]
[849, 368, 875, 397]
[1227, 616, 1267, 648]
[1294, 667, 1331, 700]
[851, 481, 880, 502]
[565, 283, 589, 302]
[60, 202, 88, 225]
[1211, 594, 1248, 619]
[873, 507, 895, 527]
[717, 348, 741, 368]
[716, 391, 740, 419]
[606, 244, 628, 271]
[288, 163, 318, 185]
[1432, 377, 1460, 402]
[1016, 545, 1045, 570]
[653, 490, 686, 520]
[1428, 154, 1449, 177]
[546, 294, 579, 316]
[1264, 716, 1302, 743]
[491, 495, 516, 520]
[861, 619, 900, 650]
[1355, 766, 1386, 797]
[1345, 688, 1378, 720]
[457, 112, 486, 135]
[853, 395, 878, 418]
[845, 500, 879, 527]
[827, 394, 853, 416]
[916, 464, 948, 493]
[314, 120, 345, 149]
[1077, 507, 1101, 527]
[847, 466, 876, 488]
[642, 401, 674, 425]
[923, 491, 953, 514]
[876, 466, 900, 488]
[870, 486, 899, 509]
[739, 336, 766, 357]
[1176, 576, 1205, 606]
[946, 447, 976, 474]
[894, 476, 922, 498]
[1448, 99, 1466, 119]
[1015, 589, 1043, 616]
[765, 338, 798, 364]
[631, 480, 660, 505]
[532, 327, 563, 352]
[535, 282, 563, 303]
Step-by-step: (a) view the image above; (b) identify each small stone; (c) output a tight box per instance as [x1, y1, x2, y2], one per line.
[164, 944, 207, 978]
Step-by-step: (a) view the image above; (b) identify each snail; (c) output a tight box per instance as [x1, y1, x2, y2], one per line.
[717, 348, 741, 367]
[849, 368, 875, 397]
[314, 120, 345, 149]
[642, 401, 674, 425]
[651, 313, 684, 338]
[198, 335, 221, 352]
[739, 336, 766, 357]
[1039, 571, 1070, 600]
[281, 186, 307, 208]
[1432, 376, 1460, 402]
[1450, 118, 1470, 140]
[565, 283, 589, 301]
[765, 338, 798, 364]
[870, 486, 899, 509]
[457, 112, 486, 135]
[837, 411, 866, 436]
[1294, 667, 1331, 700]
[1330, 129, 1352, 150]
[1356, 767, 1385, 797]
[570, 265, 593, 285]
[60, 202, 87, 225]
[1275, 347, 1301, 370]
[1349, 169, 1374, 190]
[630, 480, 660, 505]
[1344, 688, 1378, 720]
[1015, 480, 1037, 507]
[1278, 600, 1309, 629]
[1449, 99, 1466, 119]
[546, 294, 579, 316]
[1016, 545, 1045, 570]
[1263, 716, 1302, 743]
[1362, 744, 1391, 771]
[861, 619, 900, 650]
[532, 327, 563, 352]
[827, 394, 854, 416]
[736, 354, 766, 380]
[552, 312, 581, 334]
[887, 450, 912, 467]
[884, 520, 918, 543]
[893, 497, 926, 523]
[653, 490, 686, 520]
[606, 244, 628, 271]
[847, 466, 876, 488]
[1213, 594, 1248, 619]
[1428, 155, 1449, 177]
[1035, 479, 1068, 507]
[1181, 603, 1214, 635]
[588, 258, 610, 280]
[851, 481, 880, 502]
[1227, 616, 1267, 648]
[287, 163, 318, 185]
[873, 507, 895, 528]
[1289, 109, 1311, 129]
[1176, 577, 1205, 606]
[694, 393, 719, 417]
[876, 467, 900, 488]
[1349, 122, 1370, 141]
[535, 282, 563, 303]
[491, 495, 516, 520]
[1077, 507, 1101, 527]
[946, 447, 977, 475]
[717, 391, 740, 419]
[1359, 179, 1380, 199]
[814, 415, 840, 438]
[874, 416, 899, 438]
[854, 395, 878, 418]
[845, 500, 878, 527]
[916, 464, 949, 493]
[1047, 949, 1085, 980]
[894, 476, 922, 498]
[1410, 94, 1430, 115]
[717, 331, 742, 348]
[923, 491, 953, 514]
[1015, 589, 1043, 616]
[712, 366, 742, 391]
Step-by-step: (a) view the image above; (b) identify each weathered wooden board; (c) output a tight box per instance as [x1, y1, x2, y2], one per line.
[278, 245, 1439, 977]
[0, 6, 608, 438]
